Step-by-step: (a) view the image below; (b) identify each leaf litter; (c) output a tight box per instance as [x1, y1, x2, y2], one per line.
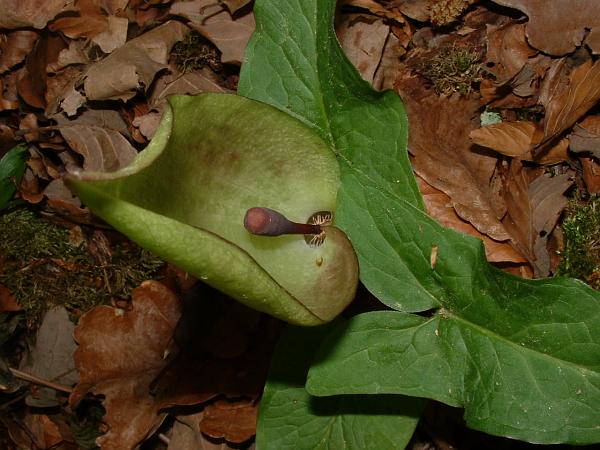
[1, 0, 599, 448]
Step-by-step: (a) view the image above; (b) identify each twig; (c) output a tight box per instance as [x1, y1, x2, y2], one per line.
[9, 367, 73, 394]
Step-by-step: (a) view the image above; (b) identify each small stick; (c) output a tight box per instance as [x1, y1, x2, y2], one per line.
[9, 367, 73, 394]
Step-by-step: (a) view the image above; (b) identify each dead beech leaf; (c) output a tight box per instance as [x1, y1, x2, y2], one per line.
[396, 75, 510, 241]
[337, 14, 389, 84]
[485, 22, 537, 85]
[470, 121, 569, 164]
[222, 0, 253, 14]
[502, 160, 572, 277]
[537, 57, 600, 153]
[59, 125, 137, 172]
[200, 399, 257, 444]
[0, 31, 39, 74]
[169, 1, 255, 64]
[169, 413, 253, 450]
[84, 20, 189, 101]
[71, 281, 182, 450]
[490, 0, 600, 56]
[417, 176, 526, 264]
[0, 0, 74, 29]
[373, 32, 407, 91]
[580, 156, 600, 195]
[569, 115, 600, 158]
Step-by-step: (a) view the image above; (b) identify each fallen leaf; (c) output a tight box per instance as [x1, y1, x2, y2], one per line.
[485, 21, 537, 85]
[537, 56, 600, 153]
[337, 14, 389, 84]
[222, 0, 253, 14]
[490, 0, 600, 56]
[19, 307, 78, 408]
[470, 121, 569, 164]
[0, 283, 21, 313]
[396, 75, 510, 241]
[71, 281, 182, 450]
[0, 31, 39, 74]
[417, 176, 527, 263]
[169, 413, 253, 450]
[373, 31, 407, 91]
[569, 115, 600, 158]
[0, 0, 74, 29]
[200, 398, 257, 444]
[502, 160, 573, 277]
[385, 0, 432, 22]
[580, 156, 600, 195]
[169, 1, 255, 64]
[59, 124, 137, 172]
[83, 20, 189, 101]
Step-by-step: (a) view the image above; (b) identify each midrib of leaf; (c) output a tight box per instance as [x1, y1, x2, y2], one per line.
[441, 309, 598, 377]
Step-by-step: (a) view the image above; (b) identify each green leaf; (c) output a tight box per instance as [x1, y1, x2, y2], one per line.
[66, 94, 358, 325]
[258, 323, 423, 450]
[306, 187, 600, 445]
[0, 145, 27, 211]
[238, 0, 432, 312]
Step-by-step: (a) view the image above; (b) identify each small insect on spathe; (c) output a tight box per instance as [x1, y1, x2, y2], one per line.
[243, 207, 332, 246]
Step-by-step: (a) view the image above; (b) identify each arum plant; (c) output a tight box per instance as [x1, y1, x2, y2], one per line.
[66, 94, 358, 326]
[67, 0, 600, 448]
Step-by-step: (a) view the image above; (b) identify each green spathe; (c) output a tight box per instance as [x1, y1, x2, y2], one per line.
[66, 94, 358, 325]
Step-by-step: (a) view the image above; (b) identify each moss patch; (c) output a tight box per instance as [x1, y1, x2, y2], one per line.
[0, 209, 163, 326]
[556, 195, 600, 290]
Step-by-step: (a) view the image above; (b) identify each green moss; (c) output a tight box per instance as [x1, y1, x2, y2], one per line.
[417, 43, 482, 96]
[172, 30, 222, 73]
[0, 209, 163, 326]
[556, 195, 600, 290]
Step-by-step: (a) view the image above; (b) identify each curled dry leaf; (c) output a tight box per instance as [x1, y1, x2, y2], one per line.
[59, 125, 137, 172]
[417, 176, 526, 263]
[0, 31, 39, 74]
[396, 75, 510, 241]
[71, 281, 182, 450]
[169, 0, 255, 64]
[337, 14, 389, 84]
[0, 0, 74, 29]
[537, 57, 600, 153]
[490, 0, 600, 56]
[485, 22, 537, 85]
[83, 20, 189, 101]
[502, 160, 573, 277]
[569, 115, 600, 159]
[470, 121, 569, 164]
[580, 156, 600, 195]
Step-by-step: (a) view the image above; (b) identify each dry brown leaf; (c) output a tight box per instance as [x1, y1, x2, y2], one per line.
[485, 22, 537, 85]
[337, 14, 389, 84]
[17, 34, 67, 109]
[385, 0, 431, 21]
[537, 56, 600, 154]
[84, 20, 189, 101]
[417, 176, 526, 263]
[0, 283, 21, 313]
[569, 115, 600, 158]
[169, 412, 253, 450]
[470, 121, 569, 164]
[133, 68, 231, 140]
[0, 0, 74, 29]
[59, 124, 137, 172]
[200, 399, 257, 444]
[169, 1, 255, 64]
[0, 31, 39, 74]
[490, 0, 600, 56]
[222, 0, 253, 14]
[71, 281, 182, 450]
[580, 156, 600, 195]
[396, 75, 510, 241]
[502, 160, 572, 277]
[373, 32, 407, 91]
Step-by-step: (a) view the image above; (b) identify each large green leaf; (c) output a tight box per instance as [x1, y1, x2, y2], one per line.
[238, 0, 433, 312]
[66, 94, 358, 325]
[239, 0, 600, 444]
[257, 322, 423, 450]
[306, 184, 600, 445]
